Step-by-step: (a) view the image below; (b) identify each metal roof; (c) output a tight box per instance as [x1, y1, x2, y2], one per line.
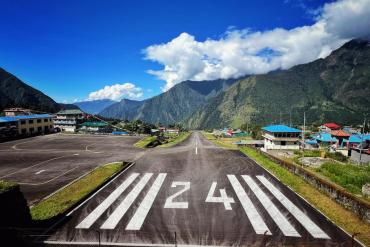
[57, 109, 85, 114]
[262, 125, 301, 132]
[12, 114, 54, 119]
[79, 122, 107, 126]
[312, 133, 337, 142]
[0, 117, 18, 122]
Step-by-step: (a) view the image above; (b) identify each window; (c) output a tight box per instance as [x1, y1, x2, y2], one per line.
[21, 120, 26, 125]
[21, 128, 27, 134]
[294, 142, 297, 144]
[281, 141, 286, 146]
[44, 118, 48, 122]
[37, 119, 41, 123]
[29, 127, 34, 133]
[50, 125, 52, 129]
[50, 118, 52, 122]
[29, 120, 34, 124]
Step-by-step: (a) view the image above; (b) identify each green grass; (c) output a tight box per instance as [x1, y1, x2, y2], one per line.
[30, 162, 124, 220]
[135, 137, 157, 148]
[157, 131, 192, 148]
[239, 147, 370, 245]
[0, 181, 18, 195]
[315, 162, 370, 195]
[201, 131, 252, 149]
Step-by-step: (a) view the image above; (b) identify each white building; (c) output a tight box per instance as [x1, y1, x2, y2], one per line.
[78, 122, 107, 133]
[54, 109, 87, 132]
[318, 123, 340, 133]
[262, 125, 301, 150]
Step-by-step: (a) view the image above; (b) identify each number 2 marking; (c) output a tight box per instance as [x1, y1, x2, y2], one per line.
[205, 182, 235, 210]
[164, 182, 190, 208]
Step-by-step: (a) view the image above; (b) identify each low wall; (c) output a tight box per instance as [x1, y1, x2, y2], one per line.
[0, 182, 31, 227]
[246, 146, 370, 224]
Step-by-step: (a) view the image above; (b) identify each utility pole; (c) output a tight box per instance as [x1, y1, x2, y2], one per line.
[359, 118, 366, 165]
[302, 112, 305, 168]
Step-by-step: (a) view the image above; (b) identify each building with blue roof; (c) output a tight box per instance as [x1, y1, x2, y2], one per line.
[0, 117, 19, 138]
[262, 125, 301, 150]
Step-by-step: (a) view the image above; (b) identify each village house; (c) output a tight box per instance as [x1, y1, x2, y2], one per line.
[318, 123, 340, 133]
[262, 125, 301, 151]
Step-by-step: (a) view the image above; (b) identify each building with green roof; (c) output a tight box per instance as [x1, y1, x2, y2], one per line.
[78, 122, 107, 133]
[55, 109, 87, 132]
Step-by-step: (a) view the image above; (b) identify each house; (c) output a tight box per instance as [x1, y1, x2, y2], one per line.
[167, 129, 179, 134]
[262, 125, 301, 150]
[158, 127, 166, 132]
[54, 109, 87, 132]
[151, 129, 160, 136]
[13, 115, 54, 135]
[318, 123, 340, 133]
[77, 122, 107, 133]
[4, 108, 30, 116]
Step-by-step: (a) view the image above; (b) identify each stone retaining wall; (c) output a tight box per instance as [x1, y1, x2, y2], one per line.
[246, 146, 370, 224]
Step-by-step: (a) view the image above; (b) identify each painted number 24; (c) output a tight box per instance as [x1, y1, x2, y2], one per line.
[164, 182, 234, 210]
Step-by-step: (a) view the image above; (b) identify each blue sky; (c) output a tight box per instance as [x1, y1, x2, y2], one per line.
[0, 0, 369, 103]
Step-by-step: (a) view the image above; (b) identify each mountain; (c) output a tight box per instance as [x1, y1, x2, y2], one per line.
[182, 39, 370, 129]
[0, 67, 61, 111]
[124, 77, 246, 126]
[58, 103, 81, 110]
[99, 98, 146, 119]
[74, 99, 116, 114]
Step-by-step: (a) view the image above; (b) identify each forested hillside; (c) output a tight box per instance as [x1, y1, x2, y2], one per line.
[0, 67, 61, 111]
[99, 98, 146, 118]
[124, 77, 244, 126]
[182, 39, 370, 129]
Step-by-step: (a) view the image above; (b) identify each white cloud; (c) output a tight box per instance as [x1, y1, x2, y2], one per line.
[87, 83, 143, 101]
[143, 0, 370, 92]
[147, 89, 153, 92]
[62, 100, 67, 103]
[73, 99, 78, 103]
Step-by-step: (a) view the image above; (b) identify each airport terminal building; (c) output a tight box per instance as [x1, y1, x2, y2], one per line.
[0, 114, 54, 137]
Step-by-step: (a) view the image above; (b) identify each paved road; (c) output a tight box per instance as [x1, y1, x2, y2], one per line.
[41, 132, 354, 246]
[0, 134, 145, 205]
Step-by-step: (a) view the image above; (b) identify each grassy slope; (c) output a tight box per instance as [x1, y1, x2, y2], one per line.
[135, 137, 156, 148]
[201, 131, 252, 149]
[31, 162, 124, 220]
[157, 131, 192, 148]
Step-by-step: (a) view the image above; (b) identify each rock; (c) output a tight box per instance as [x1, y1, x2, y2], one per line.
[363, 183, 370, 197]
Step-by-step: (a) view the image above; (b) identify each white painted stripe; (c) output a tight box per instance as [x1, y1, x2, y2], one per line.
[242, 175, 300, 237]
[257, 176, 330, 239]
[196, 147, 198, 154]
[101, 173, 153, 229]
[126, 173, 167, 230]
[227, 175, 271, 235]
[39, 241, 229, 246]
[76, 173, 140, 229]
[35, 170, 45, 174]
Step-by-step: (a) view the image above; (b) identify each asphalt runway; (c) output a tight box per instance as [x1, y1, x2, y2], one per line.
[39, 132, 356, 246]
[0, 134, 145, 205]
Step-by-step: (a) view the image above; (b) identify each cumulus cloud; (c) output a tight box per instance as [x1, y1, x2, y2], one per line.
[147, 89, 153, 92]
[87, 83, 143, 101]
[73, 99, 78, 103]
[143, 0, 370, 92]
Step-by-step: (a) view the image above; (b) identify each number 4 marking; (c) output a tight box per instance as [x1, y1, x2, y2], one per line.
[205, 182, 235, 210]
[164, 182, 190, 208]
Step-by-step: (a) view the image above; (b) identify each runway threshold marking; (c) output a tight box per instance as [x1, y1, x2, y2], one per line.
[101, 173, 153, 229]
[126, 173, 167, 230]
[76, 173, 140, 229]
[0, 153, 79, 179]
[227, 175, 272, 235]
[257, 176, 330, 239]
[242, 175, 300, 237]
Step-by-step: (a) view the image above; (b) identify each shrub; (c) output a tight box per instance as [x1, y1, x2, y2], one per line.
[293, 150, 302, 155]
